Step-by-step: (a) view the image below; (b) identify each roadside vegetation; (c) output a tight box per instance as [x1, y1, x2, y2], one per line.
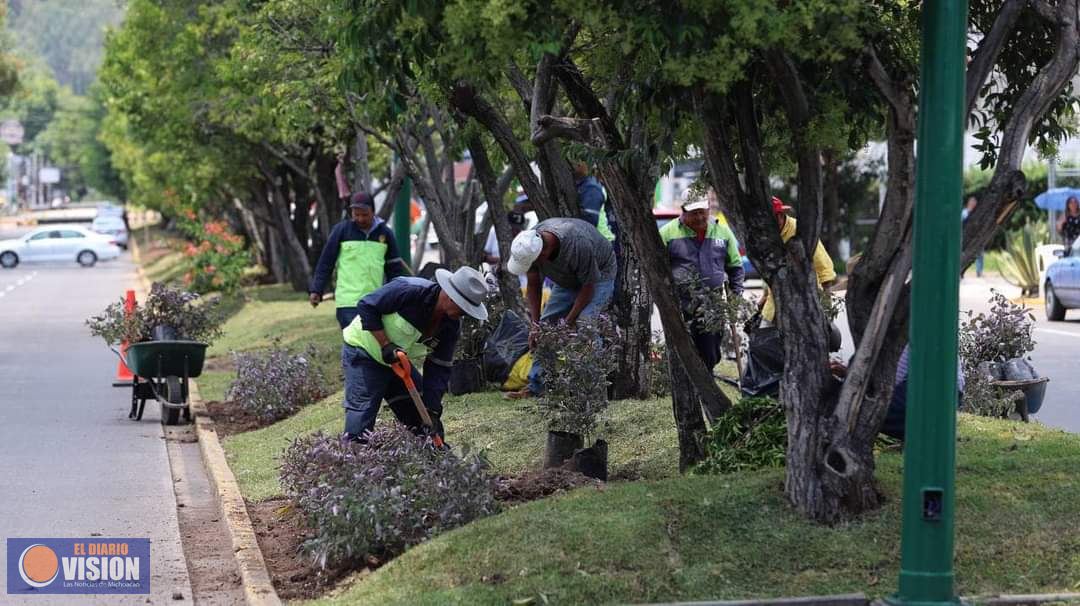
[156, 270, 1080, 603]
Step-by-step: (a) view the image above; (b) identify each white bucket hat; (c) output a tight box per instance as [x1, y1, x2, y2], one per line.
[507, 230, 543, 276]
[435, 266, 489, 321]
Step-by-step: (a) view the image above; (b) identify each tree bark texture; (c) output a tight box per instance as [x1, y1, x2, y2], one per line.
[465, 133, 527, 317]
[259, 165, 313, 292]
[608, 245, 653, 400]
[667, 348, 708, 470]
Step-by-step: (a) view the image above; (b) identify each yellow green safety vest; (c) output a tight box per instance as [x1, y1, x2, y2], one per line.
[335, 240, 387, 308]
[596, 208, 615, 241]
[343, 312, 431, 368]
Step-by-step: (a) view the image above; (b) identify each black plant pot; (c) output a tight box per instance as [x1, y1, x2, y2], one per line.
[544, 430, 584, 468]
[570, 439, 608, 481]
[448, 358, 484, 395]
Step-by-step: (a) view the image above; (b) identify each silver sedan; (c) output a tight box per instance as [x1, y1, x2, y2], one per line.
[0, 225, 122, 268]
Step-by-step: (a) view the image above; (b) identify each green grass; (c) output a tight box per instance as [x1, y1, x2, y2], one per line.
[150, 261, 1080, 603]
[223, 390, 683, 502]
[302, 416, 1080, 605]
[196, 284, 342, 401]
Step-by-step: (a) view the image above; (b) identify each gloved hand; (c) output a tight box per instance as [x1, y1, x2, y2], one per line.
[381, 343, 405, 365]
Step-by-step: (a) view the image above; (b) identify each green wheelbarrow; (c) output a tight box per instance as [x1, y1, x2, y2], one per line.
[124, 340, 208, 425]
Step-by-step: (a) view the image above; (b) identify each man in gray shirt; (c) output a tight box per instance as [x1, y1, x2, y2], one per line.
[506, 217, 617, 398]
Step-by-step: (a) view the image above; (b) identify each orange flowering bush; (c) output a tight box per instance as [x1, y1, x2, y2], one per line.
[177, 213, 250, 294]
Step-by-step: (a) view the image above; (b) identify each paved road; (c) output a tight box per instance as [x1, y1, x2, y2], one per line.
[0, 254, 192, 604]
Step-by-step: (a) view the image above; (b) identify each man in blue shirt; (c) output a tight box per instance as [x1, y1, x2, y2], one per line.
[659, 196, 745, 370]
[573, 162, 617, 244]
[340, 266, 489, 441]
[309, 192, 408, 329]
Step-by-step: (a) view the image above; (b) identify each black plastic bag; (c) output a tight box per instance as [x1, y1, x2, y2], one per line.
[482, 310, 530, 385]
[740, 326, 784, 397]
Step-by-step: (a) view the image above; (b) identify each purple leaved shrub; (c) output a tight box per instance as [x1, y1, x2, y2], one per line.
[227, 344, 325, 422]
[280, 425, 498, 569]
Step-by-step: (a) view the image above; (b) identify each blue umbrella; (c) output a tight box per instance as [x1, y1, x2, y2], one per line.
[1034, 187, 1080, 211]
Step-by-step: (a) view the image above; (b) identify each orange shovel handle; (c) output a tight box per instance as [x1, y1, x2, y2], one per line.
[391, 351, 443, 448]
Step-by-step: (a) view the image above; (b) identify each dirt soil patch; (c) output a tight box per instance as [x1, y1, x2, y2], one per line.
[494, 467, 603, 504]
[246, 497, 362, 601]
[204, 400, 271, 436]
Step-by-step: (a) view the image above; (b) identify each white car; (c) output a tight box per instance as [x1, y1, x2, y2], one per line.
[91, 215, 130, 249]
[0, 225, 122, 268]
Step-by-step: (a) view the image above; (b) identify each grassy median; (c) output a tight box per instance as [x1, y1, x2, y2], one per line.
[177, 280, 1080, 603]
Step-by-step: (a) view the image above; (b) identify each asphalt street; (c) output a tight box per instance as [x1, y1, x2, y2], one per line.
[0, 248, 192, 604]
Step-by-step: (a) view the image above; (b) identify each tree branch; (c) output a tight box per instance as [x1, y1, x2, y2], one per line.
[450, 82, 556, 218]
[766, 48, 823, 253]
[966, 0, 1027, 117]
[532, 115, 605, 146]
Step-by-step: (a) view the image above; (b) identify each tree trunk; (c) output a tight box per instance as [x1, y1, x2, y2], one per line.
[609, 235, 652, 400]
[542, 58, 731, 467]
[288, 170, 313, 268]
[261, 167, 313, 292]
[464, 133, 526, 316]
[667, 348, 707, 470]
[353, 131, 373, 195]
[822, 151, 841, 261]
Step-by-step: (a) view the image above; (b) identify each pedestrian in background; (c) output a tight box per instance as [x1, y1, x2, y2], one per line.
[1056, 196, 1080, 252]
[309, 158, 408, 329]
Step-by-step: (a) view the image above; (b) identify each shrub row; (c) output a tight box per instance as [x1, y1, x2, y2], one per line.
[280, 426, 498, 568]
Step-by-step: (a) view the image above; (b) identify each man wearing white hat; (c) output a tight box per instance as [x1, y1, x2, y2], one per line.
[659, 193, 745, 370]
[505, 217, 616, 398]
[340, 266, 489, 440]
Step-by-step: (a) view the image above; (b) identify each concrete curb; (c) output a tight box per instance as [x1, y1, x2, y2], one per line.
[189, 385, 282, 606]
[132, 236, 282, 606]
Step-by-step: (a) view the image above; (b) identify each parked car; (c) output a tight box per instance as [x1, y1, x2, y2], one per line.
[1044, 238, 1080, 321]
[91, 215, 130, 249]
[0, 225, 121, 268]
[96, 203, 125, 218]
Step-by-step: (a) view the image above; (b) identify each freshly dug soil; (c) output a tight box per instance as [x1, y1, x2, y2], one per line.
[495, 467, 602, 504]
[204, 400, 270, 436]
[246, 498, 361, 601]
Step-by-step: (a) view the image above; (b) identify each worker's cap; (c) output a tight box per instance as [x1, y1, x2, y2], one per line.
[507, 229, 543, 276]
[435, 266, 489, 321]
[681, 200, 710, 212]
[348, 192, 375, 210]
[771, 196, 792, 215]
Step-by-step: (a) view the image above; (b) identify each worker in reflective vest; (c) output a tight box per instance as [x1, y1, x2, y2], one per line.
[340, 267, 489, 441]
[309, 191, 408, 328]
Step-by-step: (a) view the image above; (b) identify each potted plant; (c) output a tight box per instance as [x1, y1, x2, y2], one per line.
[87, 282, 223, 346]
[529, 315, 620, 480]
[958, 290, 1046, 418]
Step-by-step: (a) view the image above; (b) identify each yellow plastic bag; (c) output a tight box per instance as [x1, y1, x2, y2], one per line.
[502, 353, 532, 391]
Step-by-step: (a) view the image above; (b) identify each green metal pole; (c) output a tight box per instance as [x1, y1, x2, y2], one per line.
[890, 1, 967, 604]
[394, 174, 413, 269]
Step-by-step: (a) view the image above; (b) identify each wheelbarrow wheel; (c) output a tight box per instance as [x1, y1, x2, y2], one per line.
[161, 376, 183, 426]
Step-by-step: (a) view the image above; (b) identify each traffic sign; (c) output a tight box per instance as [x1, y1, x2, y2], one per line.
[0, 119, 24, 145]
[39, 167, 61, 184]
